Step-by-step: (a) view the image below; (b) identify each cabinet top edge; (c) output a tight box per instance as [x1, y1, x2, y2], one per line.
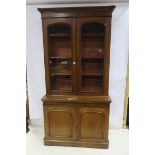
[42, 95, 111, 103]
[37, 6, 116, 14]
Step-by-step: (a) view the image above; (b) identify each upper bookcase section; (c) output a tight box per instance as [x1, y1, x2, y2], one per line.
[37, 6, 116, 18]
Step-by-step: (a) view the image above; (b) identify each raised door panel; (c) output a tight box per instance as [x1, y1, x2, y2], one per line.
[77, 106, 109, 142]
[44, 105, 76, 140]
[42, 18, 76, 95]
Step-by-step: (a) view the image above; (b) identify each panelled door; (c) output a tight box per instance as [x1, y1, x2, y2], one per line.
[44, 105, 76, 140]
[44, 105, 109, 142]
[76, 106, 109, 142]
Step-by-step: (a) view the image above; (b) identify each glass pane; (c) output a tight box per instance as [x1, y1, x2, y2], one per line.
[80, 23, 105, 93]
[81, 76, 103, 93]
[48, 24, 72, 92]
[51, 75, 72, 91]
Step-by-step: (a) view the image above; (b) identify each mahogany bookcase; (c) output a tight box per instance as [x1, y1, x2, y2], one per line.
[38, 6, 115, 148]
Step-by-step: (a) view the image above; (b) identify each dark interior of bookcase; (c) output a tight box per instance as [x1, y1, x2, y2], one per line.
[48, 23, 105, 94]
[80, 23, 105, 93]
[48, 24, 72, 92]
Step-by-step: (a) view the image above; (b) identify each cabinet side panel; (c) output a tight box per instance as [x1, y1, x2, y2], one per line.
[43, 104, 50, 138]
[42, 20, 51, 94]
[103, 18, 112, 95]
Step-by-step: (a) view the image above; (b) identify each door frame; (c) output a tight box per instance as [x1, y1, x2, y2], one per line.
[76, 17, 112, 95]
[42, 18, 76, 95]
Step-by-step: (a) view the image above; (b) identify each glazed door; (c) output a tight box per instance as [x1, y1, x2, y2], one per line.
[42, 18, 76, 95]
[76, 17, 111, 95]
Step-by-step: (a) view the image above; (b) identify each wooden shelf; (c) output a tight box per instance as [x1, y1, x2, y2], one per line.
[51, 89, 72, 93]
[81, 74, 103, 77]
[82, 33, 104, 37]
[81, 57, 103, 61]
[49, 57, 71, 60]
[49, 34, 71, 37]
[51, 73, 72, 76]
[82, 57, 103, 59]
[80, 89, 102, 93]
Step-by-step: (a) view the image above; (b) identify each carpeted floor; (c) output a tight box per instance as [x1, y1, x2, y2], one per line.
[26, 125, 128, 155]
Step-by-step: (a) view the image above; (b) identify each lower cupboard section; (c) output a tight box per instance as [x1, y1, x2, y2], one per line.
[43, 103, 110, 148]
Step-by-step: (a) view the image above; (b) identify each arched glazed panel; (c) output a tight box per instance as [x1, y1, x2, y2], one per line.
[47, 21, 75, 94]
[78, 22, 105, 95]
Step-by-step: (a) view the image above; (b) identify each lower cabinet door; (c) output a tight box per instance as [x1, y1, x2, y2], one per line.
[77, 106, 109, 142]
[44, 105, 76, 140]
